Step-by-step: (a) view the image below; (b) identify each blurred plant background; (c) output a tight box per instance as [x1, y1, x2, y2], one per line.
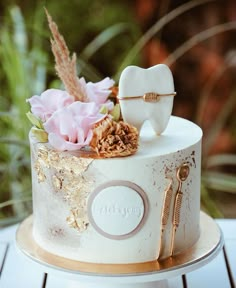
[0, 0, 235, 226]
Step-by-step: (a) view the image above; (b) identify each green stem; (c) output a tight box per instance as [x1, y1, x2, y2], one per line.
[164, 22, 236, 66]
[116, 0, 214, 78]
[0, 197, 32, 210]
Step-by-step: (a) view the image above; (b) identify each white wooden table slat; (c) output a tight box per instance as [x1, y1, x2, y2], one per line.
[46, 275, 185, 288]
[167, 276, 184, 288]
[0, 243, 8, 273]
[46, 274, 71, 288]
[0, 218, 235, 288]
[185, 250, 231, 288]
[217, 219, 236, 239]
[0, 243, 45, 288]
[224, 240, 236, 286]
[0, 225, 18, 243]
[46, 275, 184, 288]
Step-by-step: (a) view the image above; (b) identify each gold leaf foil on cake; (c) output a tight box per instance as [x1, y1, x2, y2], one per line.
[67, 208, 89, 232]
[34, 146, 52, 183]
[34, 160, 46, 183]
[34, 144, 94, 233]
[49, 150, 60, 163]
[52, 175, 63, 190]
[38, 147, 50, 167]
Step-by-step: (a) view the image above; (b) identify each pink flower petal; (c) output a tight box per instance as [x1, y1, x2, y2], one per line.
[28, 78, 116, 152]
[85, 77, 115, 104]
[44, 101, 106, 151]
[27, 89, 74, 122]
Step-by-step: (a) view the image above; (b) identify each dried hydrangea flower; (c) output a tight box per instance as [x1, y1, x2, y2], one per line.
[90, 117, 139, 158]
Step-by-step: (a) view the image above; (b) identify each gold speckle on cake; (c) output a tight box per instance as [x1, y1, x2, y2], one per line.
[49, 150, 60, 163]
[67, 208, 89, 232]
[49, 227, 64, 237]
[52, 175, 63, 190]
[35, 144, 94, 233]
[34, 145, 51, 183]
[38, 146, 50, 167]
[34, 160, 46, 183]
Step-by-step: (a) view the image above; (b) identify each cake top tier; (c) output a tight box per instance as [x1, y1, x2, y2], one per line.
[137, 116, 202, 159]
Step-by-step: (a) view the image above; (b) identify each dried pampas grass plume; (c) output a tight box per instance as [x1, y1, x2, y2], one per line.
[45, 8, 87, 102]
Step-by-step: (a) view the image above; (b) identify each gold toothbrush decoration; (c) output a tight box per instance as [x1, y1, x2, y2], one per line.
[170, 163, 190, 256]
[158, 178, 173, 258]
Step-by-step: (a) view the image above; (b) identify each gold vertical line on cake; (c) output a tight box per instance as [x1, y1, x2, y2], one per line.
[170, 163, 190, 256]
[158, 178, 173, 258]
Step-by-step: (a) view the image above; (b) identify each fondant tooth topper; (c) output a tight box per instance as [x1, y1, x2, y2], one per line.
[118, 64, 176, 135]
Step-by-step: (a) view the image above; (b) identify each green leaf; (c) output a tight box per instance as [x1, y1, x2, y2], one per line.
[0, 112, 13, 117]
[110, 104, 120, 122]
[99, 105, 109, 114]
[201, 183, 223, 218]
[26, 111, 44, 129]
[206, 154, 236, 168]
[10, 6, 27, 54]
[77, 59, 103, 81]
[0, 138, 28, 146]
[202, 172, 236, 194]
[0, 215, 29, 227]
[116, 0, 214, 78]
[165, 22, 236, 66]
[203, 90, 236, 157]
[0, 4, 48, 224]
[31, 127, 48, 142]
[81, 23, 131, 61]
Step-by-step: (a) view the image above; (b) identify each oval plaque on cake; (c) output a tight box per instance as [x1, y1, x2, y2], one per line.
[87, 181, 148, 239]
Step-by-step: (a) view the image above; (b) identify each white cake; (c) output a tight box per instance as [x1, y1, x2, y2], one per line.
[30, 116, 202, 264]
[27, 12, 203, 266]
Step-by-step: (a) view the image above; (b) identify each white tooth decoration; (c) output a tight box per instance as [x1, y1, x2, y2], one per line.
[118, 64, 176, 134]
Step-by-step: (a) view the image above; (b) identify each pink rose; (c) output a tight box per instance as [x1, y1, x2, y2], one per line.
[27, 89, 74, 122]
[80, 77, 114, 108]
[44, 101, 106, 151]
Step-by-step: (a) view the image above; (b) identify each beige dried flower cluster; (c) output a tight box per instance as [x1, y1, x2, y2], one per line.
[90, 117, 139, 157]
[44, 10, 139, 158]
[45, 9, 87, 102]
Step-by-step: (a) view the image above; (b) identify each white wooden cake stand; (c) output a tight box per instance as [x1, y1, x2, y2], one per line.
[16, 212, 223, 288]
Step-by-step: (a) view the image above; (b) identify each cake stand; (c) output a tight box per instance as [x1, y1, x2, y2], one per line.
[16, 212, 223, 288]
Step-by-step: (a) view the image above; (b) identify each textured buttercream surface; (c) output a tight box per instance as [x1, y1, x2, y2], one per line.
[31, 116, 202, 264]
[135, 116, 202, 157]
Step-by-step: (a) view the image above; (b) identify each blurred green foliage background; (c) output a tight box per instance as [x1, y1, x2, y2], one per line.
[0, 0, 235, 226]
